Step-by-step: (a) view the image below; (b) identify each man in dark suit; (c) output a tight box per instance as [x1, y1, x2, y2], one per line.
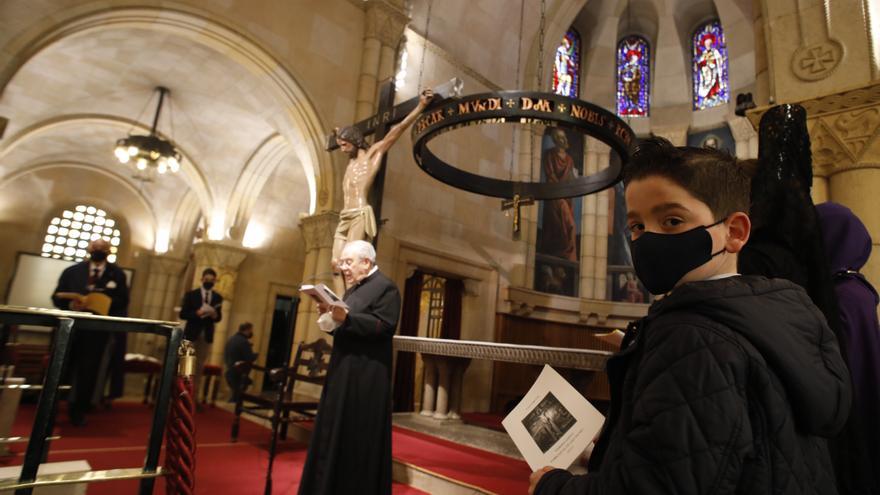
[179, 267, 223, 397]
[52, 239, 129, 426]
[223, 321, 257, 403]
[299, 240, 401, 495]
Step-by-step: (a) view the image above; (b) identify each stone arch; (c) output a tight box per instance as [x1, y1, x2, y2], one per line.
[0, 114, 213, 217]
[0, 6, 333, 215]
[1, 161, 157, 250]
[226, 133, 291, 239]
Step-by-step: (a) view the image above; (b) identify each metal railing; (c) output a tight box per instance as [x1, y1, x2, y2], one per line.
[392, 335, 611, 370]
[0, 305, 183, 495]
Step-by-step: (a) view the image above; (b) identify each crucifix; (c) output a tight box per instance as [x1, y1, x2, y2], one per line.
[501, 194, 535, 240]
[325, 77, 462, 279]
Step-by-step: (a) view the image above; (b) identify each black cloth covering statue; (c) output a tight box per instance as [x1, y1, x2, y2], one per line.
[297, 270, 401, 495]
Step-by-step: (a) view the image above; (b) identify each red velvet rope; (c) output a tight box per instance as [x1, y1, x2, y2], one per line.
[164, 375, 196, 495]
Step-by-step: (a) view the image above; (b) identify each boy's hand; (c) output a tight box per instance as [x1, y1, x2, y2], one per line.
[528, 466, 555, 495]
[317, 302, 330, 314]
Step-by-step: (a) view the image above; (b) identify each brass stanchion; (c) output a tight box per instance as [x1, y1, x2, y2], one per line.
[164, 340, 197, 495]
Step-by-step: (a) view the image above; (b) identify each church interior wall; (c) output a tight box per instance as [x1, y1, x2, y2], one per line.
[0, 0, 877, 418]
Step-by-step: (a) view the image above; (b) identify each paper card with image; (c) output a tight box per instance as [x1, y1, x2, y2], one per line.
[502, 364, 605, 471]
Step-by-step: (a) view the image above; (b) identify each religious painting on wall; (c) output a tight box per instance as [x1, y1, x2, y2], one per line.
[552, 28, 581, 98]
[692, 20, 729, 111]
[687, 124, 735, 154]
[606, 182, 652, 304]
[616, 36, 650, 117]
[535, 127, 584, 297]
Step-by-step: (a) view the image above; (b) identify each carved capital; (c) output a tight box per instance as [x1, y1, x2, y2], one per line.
[650, 126, 689, 146]
[726, 116, 757, 141]
[745, 81, 880, 177]
[191, 241, 248, 300]
[810, 107, 880, 175]
[299, 211, 340, 251]
[147, 254, 187, 276]
[463, 279, 480, 297]
[364, 0, 409, 47]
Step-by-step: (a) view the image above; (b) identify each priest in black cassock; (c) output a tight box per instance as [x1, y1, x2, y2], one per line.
[298, 240, 401, 495]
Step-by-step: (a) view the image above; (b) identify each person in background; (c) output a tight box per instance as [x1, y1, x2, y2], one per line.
[817, 202, 880, 495]
[223, 321, 258, 403]
[52, 239, 129, 425]
[179, 268, 223, 399]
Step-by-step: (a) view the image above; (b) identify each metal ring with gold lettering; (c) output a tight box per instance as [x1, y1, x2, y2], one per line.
[412, 91, 635, 200]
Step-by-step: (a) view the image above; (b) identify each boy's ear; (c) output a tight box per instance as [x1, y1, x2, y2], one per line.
[724, 212, 751, 253]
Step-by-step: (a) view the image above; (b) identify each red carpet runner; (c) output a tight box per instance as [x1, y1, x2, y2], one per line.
[2, 402, 533, 494]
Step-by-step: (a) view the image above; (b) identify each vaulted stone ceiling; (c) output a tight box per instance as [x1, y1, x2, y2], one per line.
[0, 22, 309, 249]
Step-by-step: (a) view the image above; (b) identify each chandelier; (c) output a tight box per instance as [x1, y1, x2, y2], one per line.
[114, 86, 181, 180]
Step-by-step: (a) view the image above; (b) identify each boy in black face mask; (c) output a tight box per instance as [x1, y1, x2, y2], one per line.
[179, 267, 223, 399]
[530, 137, 851, 495]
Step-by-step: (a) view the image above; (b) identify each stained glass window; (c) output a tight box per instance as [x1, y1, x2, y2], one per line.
[41, 205, 121, 263]
[616, 36, 650, 117]
[552, 29, 581, 98]
[692, 20, 729, 110]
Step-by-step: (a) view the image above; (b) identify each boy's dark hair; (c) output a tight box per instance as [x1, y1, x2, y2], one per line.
[202, 267, 217, 278]
[622, 137, 751, 219]
[238, 322, 253, 333]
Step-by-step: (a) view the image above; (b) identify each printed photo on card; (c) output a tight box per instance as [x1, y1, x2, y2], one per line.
[502, 365, 605, 471]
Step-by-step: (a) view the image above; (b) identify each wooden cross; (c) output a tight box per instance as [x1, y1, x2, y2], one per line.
[326, 78, 462, 240]
[501, 194, 535, 239]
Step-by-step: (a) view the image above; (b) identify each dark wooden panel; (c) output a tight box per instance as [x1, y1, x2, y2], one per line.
[490, 314, 614, 414]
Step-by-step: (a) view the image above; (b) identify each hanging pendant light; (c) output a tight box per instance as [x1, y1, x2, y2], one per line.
[114, 86, 182, 181]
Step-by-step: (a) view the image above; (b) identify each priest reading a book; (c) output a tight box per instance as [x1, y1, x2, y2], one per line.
[298, 239, 401, 495]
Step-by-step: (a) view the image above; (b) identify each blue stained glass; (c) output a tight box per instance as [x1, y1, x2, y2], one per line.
[693, 20, 729, 110]
[616, 36, 650, 117]
[552, 29, 580, 98]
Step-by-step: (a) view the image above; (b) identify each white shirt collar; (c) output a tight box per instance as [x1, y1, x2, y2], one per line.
[705, 272, 740, 281]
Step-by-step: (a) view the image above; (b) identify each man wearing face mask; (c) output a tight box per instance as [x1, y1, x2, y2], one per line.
[52, 239, 129, 425]
[299, 240, 401, 495]
[530, 138, 851, 495]
[179, 268, 223, 399]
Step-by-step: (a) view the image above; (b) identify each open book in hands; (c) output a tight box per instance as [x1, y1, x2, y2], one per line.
[299, 284, 349, 310]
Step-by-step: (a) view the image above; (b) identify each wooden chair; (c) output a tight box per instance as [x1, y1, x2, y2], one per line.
[230, 338, 331, 443]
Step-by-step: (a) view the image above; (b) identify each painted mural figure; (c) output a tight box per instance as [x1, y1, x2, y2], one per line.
[540, 128, 578, 262]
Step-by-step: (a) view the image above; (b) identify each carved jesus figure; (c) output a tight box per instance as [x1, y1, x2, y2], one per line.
[331, 89, 434, 272]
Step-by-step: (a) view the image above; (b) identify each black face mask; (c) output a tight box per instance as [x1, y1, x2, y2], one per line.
[90, 251, 108, 262]
[202, 281, 215, 290]
[630, 219, 726, 295]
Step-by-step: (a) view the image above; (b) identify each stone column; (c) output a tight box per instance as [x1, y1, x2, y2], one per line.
[190, 242, 248, 366]
[358, 0, 409, 120]
[728, 116, 759, 159]
[446, 357, 470, 421]
[580, 145, 599, 299]
[134, 254, 187, 356]
[523, 125, 544, 289]
[420, 355, 437, 416]
[295, 211, 339, 347]
[432, 358, 451, 419]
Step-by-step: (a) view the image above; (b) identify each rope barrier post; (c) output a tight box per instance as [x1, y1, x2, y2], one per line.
[164, 339, 197, 495]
